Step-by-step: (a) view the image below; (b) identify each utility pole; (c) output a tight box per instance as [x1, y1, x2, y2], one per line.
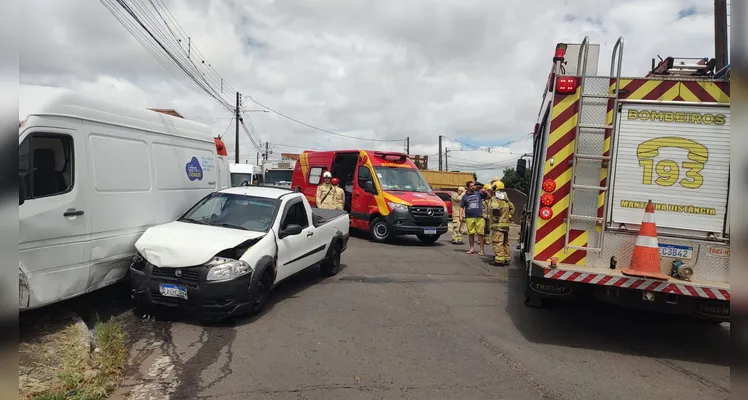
[264, 141, 270, 162]
[715, 0, 728, 71]
[406, 137, 410, 155]
[438, 135, 443, 171]
[256, 152, 259, 165]
[445, 148, 449, 171]
[234, 92, 241, 164]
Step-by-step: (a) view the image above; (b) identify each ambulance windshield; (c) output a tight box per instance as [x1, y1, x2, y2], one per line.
[374, 167, 431, 193]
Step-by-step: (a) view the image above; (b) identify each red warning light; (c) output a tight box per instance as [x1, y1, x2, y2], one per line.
[542, 179, 556, 192]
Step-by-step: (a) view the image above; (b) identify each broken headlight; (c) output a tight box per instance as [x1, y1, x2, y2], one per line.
[205, 257, 253, 282]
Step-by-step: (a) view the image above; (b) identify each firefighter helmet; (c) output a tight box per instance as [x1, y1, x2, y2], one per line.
[492, 181, 505, 191]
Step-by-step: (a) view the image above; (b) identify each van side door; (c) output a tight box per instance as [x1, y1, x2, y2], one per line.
[351, 164, 377, 229]
[19, 123, 91, 308]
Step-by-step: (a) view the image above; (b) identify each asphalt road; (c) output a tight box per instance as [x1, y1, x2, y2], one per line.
[100, 232, 730, 400]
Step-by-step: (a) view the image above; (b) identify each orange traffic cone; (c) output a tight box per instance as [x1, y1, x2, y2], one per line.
[621, 200, 669, 280]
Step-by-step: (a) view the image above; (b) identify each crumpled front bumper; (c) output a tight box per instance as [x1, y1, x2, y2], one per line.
[129, 259, 254, 320]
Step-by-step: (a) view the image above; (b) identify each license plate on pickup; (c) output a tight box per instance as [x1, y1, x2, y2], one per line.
[159, 283, 188, 299]
[658, 244, 693, 260]
[423, 228, 437, 235]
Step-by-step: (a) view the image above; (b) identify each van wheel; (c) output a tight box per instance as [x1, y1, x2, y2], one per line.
[369, 217, 391, 243]
[320, 243, 342, 277]
[249, 271, 272, 317]
[416, 234, 440, 245]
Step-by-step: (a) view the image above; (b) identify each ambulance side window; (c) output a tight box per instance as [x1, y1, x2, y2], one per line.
[357, 166, 373, 188]
[309, 167, 324, 185]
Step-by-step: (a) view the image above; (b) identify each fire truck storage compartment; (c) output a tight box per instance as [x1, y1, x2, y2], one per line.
[608, 102, 730, 238]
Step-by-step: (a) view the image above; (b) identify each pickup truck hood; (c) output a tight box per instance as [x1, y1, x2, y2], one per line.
[135, 221, 266, 268]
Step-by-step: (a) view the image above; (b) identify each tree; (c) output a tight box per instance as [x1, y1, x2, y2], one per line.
[501, 167, 532, 193]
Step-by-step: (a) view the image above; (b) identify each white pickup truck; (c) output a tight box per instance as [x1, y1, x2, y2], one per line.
[129, 186, 350, 320]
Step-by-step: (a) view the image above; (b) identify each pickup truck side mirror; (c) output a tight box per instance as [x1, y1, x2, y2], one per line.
[516, 159, 527, 177]
[279, 224, 303, 239]
[364, 180, 376, 194]
[19, 176, 26, 205]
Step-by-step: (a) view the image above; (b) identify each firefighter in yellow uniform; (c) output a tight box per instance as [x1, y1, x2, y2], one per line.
[315, 171, 338, 209]
[482, 183, 493, 242]
[487, 181, 515, 266]
[331, 178, 345, 211]
[450, 187, 466, 244]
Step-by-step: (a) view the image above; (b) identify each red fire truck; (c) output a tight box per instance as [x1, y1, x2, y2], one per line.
[517, 36, 730, 321]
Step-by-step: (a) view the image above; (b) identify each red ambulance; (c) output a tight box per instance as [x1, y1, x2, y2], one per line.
[291, 150, 449, 244]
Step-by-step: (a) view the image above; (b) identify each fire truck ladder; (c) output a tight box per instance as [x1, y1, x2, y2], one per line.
[564, 36, 624, 255]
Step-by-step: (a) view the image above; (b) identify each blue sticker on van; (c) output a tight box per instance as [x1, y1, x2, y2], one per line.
[186, 157, 203, 181]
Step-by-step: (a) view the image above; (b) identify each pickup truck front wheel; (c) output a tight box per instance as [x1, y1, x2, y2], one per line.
[320, 243, 342, 277]
[249, 271, 272, 317]
[369, 217, 391, 243]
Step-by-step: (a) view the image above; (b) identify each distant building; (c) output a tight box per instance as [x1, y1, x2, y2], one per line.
[148, 108, 184, 119]
[280, 153, 299, 161]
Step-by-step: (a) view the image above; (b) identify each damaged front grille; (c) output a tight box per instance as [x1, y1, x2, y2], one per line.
[150, 265, 202, 282]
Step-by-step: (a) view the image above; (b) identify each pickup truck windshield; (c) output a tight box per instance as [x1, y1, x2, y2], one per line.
[178, 193, 280, 232]
[374, 167, 431, 193]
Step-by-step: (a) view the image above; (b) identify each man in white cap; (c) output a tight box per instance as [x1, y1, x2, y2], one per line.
[315, 171, 338, 209]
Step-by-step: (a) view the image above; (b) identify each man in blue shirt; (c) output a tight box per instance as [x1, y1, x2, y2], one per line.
[460, 181, 488, 255]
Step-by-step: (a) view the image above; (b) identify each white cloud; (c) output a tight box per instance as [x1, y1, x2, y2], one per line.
[20, 0, 718, 181]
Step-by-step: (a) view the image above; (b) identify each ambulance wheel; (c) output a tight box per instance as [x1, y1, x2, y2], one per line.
[416, 234, 440, 245]
[369, 217, 391, 243]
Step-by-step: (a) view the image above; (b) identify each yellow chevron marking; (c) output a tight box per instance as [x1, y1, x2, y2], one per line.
[699, 82, 730, 103]
[553, 230, 589, 266]
[659, 83, 680, 101]
[679, 83, 701, 102]
[628, 80, 662, 100]
[543, 137, 576, 176]
[548, 112, 579, 148]
[551, 93, 579, 119]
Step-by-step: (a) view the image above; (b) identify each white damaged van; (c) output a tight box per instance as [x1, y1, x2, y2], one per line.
[19, 85, 231, 310]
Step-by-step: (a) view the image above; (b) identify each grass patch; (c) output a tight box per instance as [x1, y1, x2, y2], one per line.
[21, 316, 127, 400]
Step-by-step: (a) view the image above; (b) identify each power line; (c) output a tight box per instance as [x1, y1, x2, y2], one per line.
[220, 116, 234, 139]
[102, 0, 233, 112]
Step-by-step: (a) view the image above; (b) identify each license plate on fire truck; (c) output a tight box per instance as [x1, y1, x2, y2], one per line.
[159, 283, 188, 299]
[423, 228, 437, 235]
[658, 244, 693, 260]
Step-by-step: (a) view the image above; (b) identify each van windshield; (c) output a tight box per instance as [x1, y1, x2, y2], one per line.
[374, 167, 431, 193]
[178, 193, 280, 232]
[265, 170, 293, 184]
[231, 173, 254, 186]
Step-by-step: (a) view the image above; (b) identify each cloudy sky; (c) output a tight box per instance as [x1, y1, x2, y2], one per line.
[20, 0, 724, 182]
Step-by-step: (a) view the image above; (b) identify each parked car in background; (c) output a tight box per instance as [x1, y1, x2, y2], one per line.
[130, 186, 350, 321]
[432, 190, 456, 218]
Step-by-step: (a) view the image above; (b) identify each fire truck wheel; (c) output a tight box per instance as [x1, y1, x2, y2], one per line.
[369, 217, 391, 243]
[416, 234, 440, 245]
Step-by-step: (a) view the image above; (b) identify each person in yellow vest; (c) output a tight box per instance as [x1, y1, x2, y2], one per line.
[450, 187, 466, 244]
[487, 181, 515, 265]
[331, 178, 345, 211]
[315, 171, 338, 209]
